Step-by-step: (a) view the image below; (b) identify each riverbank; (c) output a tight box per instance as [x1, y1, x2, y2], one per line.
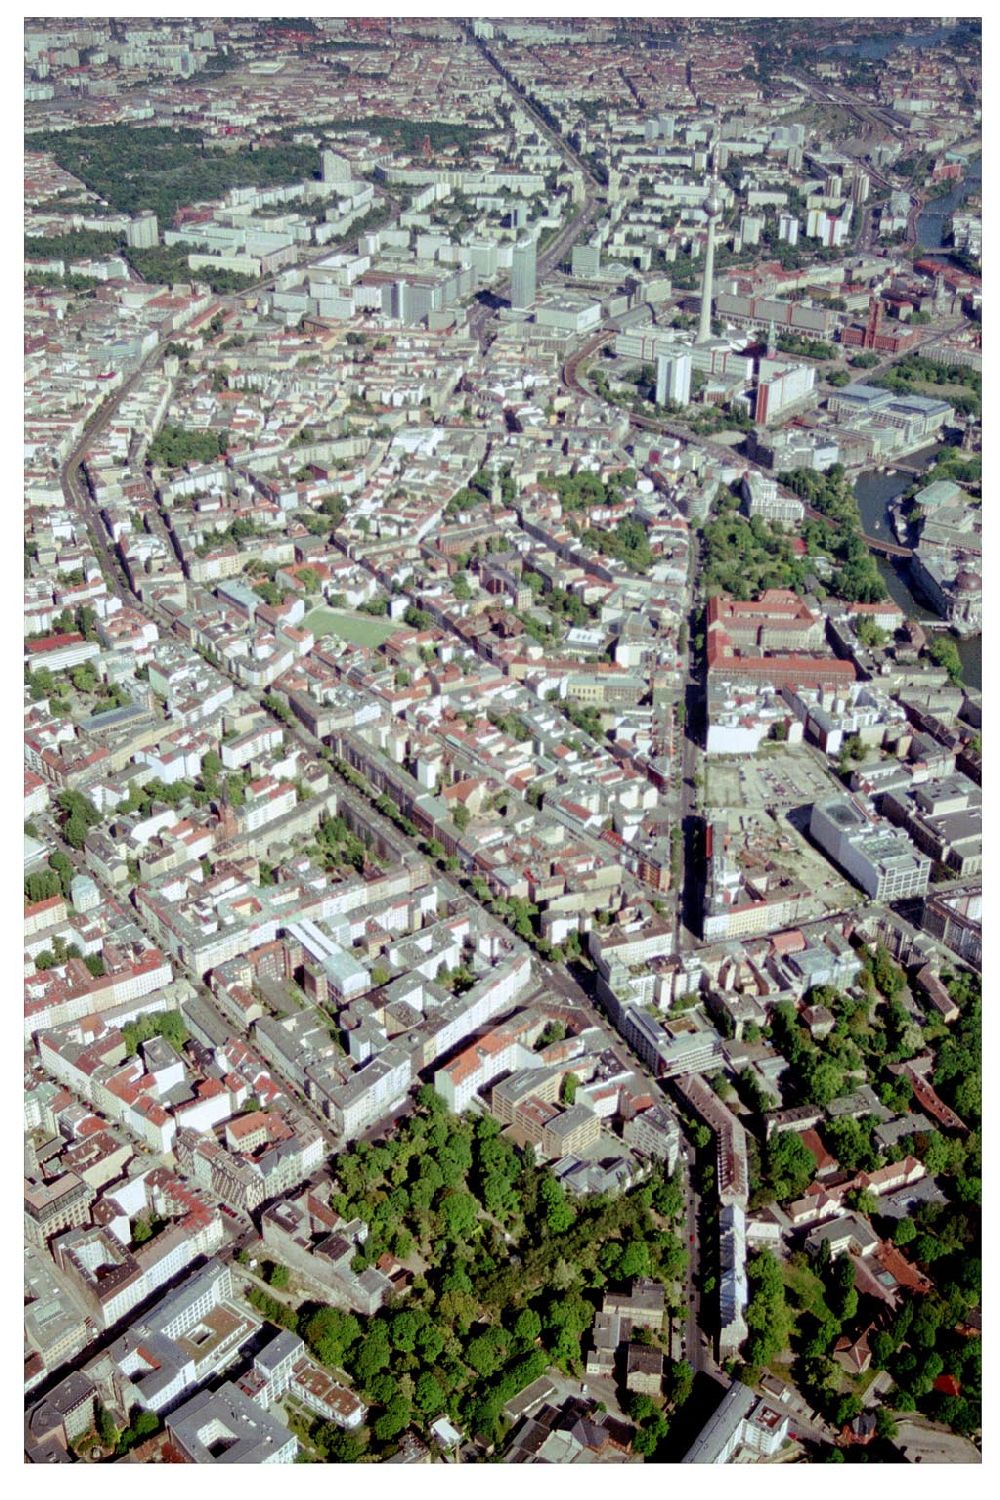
[853, 461, 981, 689]
[916, 156, 982, 252]
[821, 24, 967, 60]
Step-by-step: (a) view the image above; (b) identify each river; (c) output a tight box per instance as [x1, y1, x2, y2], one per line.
[916, 155, 982, 252]
[821, 25, 964, 61]
[853, 460, 981, 689]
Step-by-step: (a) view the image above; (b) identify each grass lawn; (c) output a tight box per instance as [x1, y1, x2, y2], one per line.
[909, 379, 980, 411]
[777, 1260, 835, 1359]
[781, 1258, 831, 1320]
[302, 607, 397, 647]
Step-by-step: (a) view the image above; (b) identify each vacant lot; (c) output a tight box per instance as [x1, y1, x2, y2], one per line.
[784, 101, 869, 144]
[782, 1258, 831, 1322]
[302, 608, 397, 647]
[894, 1417, 981, 1464]
[699, 753, 860, 918]
[702, 761, 742, 810]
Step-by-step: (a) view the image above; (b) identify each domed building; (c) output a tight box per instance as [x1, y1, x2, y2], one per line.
[950, 564, 983, 633]
[955, 567, 982, 594]
[911, 550, 982, 636]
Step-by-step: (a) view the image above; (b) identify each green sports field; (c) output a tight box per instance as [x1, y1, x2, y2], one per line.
[302, 608, 398, 647]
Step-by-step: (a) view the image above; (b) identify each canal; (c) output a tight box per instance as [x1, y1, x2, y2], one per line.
[853, 461, 981, 689]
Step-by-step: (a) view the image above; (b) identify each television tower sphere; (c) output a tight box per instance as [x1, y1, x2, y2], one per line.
[703, 183, 724, 218]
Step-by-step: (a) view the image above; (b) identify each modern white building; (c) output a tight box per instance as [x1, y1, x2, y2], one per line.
[322, 150, 352, 184]
[739, 214, 764, 247]
[622, 1104, 681, 1171]
[682, 1380, 789, 1464]
[754, 358, 816, 425]
[535, 292, 601, 334]
[718, 1201, 749, 1358]
[810, 795, 931, 900]
[807, 204, 852, 247]
[435, 1028, 534, 1113]
[325, 1049, 413, 1140]
[571, 243, 601, 278]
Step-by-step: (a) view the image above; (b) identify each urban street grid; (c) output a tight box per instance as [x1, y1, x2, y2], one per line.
[23, 13, 982, 1470]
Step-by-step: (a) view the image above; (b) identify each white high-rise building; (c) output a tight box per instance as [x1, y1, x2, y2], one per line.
[739, 214, 764, 247]
[511, 234, 537, 311]
[778, 214, 800, 245]
[126, 212, 158, 249]
[322, 150, 351, 184]
[656, 351, 693, 407]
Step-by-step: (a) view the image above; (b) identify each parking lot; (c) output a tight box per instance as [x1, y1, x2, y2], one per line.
[703, 748, 839, 813]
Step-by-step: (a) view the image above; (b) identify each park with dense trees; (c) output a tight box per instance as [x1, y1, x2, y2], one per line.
[777, 466, 888, 602]
[238, 1087, 690, 1459]
[698, 468, 889, 605]
[729, 955, 981, 1447]
[30, 125, 322, 227]
[873, 355, 981, 419]
[701, 491, 812, 599]
[148, 424, 228, 470]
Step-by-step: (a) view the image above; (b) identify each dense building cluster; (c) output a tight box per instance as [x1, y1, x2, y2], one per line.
[23, 13, 981, 1471]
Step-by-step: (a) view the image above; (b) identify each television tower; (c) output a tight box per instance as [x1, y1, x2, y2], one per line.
[697, 111, 724, 345]
[697, 177, 724, 344]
